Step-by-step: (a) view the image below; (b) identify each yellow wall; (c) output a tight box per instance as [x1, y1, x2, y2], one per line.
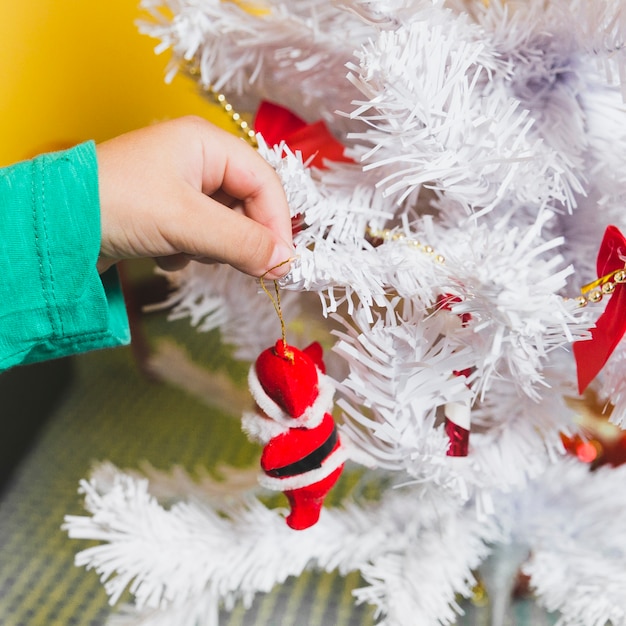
[0, 0, 227, 166]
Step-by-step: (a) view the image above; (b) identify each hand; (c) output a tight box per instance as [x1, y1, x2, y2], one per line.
[96, 116, 293, 279]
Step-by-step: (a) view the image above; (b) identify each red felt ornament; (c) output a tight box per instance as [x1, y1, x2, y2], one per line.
[243, 339, 345, 530]
[254, 101, 353, 169]
[574, 225, 626, 393]
[444, 410, 471, 457]
[437, 294, 473, 457]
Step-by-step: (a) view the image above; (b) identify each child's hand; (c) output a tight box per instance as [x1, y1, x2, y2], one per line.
[96, 116, 293, 279]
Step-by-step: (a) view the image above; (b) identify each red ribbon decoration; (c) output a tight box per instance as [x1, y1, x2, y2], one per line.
[254, 101, 352, 169]
[574, 225, 626, 393]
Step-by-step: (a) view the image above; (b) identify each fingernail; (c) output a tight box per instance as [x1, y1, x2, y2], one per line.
[265, 242, 295, 279]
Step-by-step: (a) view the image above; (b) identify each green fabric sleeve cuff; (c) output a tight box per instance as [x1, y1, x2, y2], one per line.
[0, 141, 130, 371]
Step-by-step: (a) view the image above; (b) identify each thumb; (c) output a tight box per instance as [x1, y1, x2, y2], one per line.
[171, 193, 294, 279]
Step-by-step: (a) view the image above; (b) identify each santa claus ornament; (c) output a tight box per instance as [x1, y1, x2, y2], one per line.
[437, 293, 474, 457]
[242, 338, 345, 530]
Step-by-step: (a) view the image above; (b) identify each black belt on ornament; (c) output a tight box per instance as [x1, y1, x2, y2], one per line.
[266, 426, 338, 478]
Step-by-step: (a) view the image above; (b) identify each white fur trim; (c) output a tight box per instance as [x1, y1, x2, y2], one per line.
[444, 401, 471, 430]
[241, 411, 289, 443]
[258, 444, 346, 492]
[247, 365, 335, 429]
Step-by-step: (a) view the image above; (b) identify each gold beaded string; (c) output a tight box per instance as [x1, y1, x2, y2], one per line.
[186, 63, 258, 147]
[366, 226, 446, 265]
[259, 259, 295, 360]
[577, 268, 626, 307]
[366, 226, 626, 309]
[207, 86, 259, 148]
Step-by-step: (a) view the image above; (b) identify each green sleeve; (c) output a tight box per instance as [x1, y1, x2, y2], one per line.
[0, 141, 130, 371]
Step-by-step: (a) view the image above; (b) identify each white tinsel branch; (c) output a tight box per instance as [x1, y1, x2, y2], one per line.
[64, 464, 499, 626]
[495, 457, 626, 626]
[138, 0, 372, 133]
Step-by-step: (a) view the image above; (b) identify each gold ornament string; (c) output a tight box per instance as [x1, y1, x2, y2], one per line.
[259, 258, 294, 359]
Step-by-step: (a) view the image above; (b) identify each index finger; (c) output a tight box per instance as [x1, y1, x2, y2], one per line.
[200, 125, 293, 249]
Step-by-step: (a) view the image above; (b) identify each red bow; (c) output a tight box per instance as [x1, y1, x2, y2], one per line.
[254, 101, 352, 169]
[574, 225, 626, 393]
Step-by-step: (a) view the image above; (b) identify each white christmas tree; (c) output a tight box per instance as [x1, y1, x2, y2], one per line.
[64, 1, 626, 624]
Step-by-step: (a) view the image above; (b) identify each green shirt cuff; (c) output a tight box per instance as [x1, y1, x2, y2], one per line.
[0, 141, 130, 371]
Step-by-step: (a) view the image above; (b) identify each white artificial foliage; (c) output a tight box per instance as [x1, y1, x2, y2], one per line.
[494, 458, 626, 626]
[345, 17, 579, 212]
[68, 0, 626, 624]
[65, 463, 499, 626]
[138, 0, 373, 133]
[598, 342, 626, 428]
[332, 300, 583, 499]
[332, 304, 475, 490]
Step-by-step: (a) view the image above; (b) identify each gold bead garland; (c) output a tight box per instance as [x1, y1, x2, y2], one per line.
[366, 226, 626, 309]
[366, 226, 446, 264]
[577, 268, 626, 308]
[186, 63, 258, 147]
[209, 88, 258, 147]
